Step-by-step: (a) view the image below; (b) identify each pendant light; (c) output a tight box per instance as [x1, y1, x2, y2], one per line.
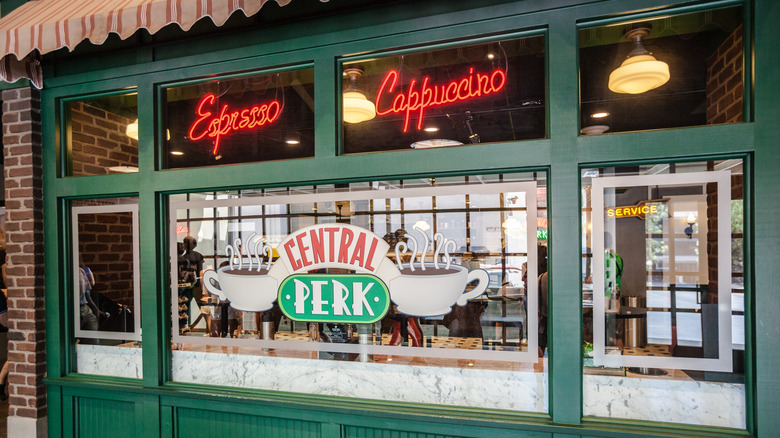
[608, 24, 670, 94]
[342, 66, 376, 124]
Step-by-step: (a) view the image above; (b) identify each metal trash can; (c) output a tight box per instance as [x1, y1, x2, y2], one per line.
[621, 296, 647, 348]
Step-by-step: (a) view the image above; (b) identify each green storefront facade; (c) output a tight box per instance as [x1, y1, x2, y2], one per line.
[0, 0, 777, 436]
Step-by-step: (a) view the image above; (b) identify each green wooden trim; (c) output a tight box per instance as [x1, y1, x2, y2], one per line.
[43, 93, 67, 380]
[46, 385, 63, 438]
[320, 422, 342, 438]
[44, 376, 752, 438]
[580, 417, 753, 438]
[157, 62, 315, 90]
[140, 190, 161, 387]
[575, 124, 756, 164]
[138, 394, 162, 438]
[576, 0, 744, 28]
[742, 152, 755, 435]
[315, 57, 338, 159]
[46, 140, 554, 198]
[548, 10, 582, 425]
[338, 27, 547, 64]
[750, 0, 780, 435]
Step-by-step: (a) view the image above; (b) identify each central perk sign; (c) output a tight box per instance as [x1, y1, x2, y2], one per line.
[201, 223, 490, 324]
[278, 274, 390, 324]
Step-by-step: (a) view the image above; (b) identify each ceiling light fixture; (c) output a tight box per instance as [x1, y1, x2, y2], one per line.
[170, 151, 184, 156]
[285, 132, 301, 145]
[423, 126, 439, 132]
[342, 66, 376, 124]
[580, 125, 610, 135]
[591, 111, 609, 119]
[410, 139, 463, 149]
[107, 166, 139, 173]
[608, 24, 670, 94]
[126, 119, 139, 140]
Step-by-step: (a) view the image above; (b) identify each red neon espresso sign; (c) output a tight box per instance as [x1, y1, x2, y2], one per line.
[188, 93, 281, 155]
[375, 68, 507, 132]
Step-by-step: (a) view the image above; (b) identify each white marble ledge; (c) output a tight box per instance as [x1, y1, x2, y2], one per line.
[76, 344, 143, 379]
[584, 374, 745, 429]
[172, 350, 548, 413]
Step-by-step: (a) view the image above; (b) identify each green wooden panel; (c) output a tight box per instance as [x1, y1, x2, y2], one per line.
[344, 425, 552, 438]
[752, 0, 780, 435]
[344, 428, 466, 438]
[547, 11, 582, 426]
[175, 407, 320, 438]
[76, 397, 136, 438]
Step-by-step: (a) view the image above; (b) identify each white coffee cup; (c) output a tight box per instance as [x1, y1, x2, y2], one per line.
[202, 266, 279, 312]
[388, 264, 489, 317]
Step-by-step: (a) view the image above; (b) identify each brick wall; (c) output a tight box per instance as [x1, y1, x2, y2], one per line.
[77, 211, 135, 306]
[706, 24, 743, 124]
[70, 102, 137, 175]
[2, 87, 46, 428]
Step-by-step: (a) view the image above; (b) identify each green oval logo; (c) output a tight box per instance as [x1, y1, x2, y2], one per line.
[278, 274, 390, 324]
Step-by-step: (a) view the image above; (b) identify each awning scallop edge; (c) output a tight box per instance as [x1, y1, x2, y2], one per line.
[0, 0, 300, 88]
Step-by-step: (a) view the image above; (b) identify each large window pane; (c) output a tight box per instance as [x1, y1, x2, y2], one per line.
[65, 92, 138, 176]
[581, 160, 745, 429]
[170, 174, 548, 413]
[72, 197, 141, 378]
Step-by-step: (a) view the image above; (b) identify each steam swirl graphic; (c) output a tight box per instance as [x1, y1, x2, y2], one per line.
[394, 224, 456, 271]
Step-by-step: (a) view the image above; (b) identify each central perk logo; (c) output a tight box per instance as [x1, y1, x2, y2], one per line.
[200, 223, 489, 323]
[278, 274, 389, 324]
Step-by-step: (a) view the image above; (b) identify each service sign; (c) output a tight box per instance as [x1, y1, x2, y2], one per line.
[605, 199, 668, 220]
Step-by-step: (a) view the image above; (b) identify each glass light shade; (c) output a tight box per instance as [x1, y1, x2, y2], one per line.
[125, 119, 139, 140]
[343, 91, 376, 124]
[608, 54, 670, 94]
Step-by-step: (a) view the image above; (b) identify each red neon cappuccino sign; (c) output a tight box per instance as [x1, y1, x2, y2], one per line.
[375, 68, 507, 132]
[188, 93, 282, 155]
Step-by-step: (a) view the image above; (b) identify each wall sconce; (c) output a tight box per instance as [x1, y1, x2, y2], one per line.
[684, 212, 697, 238]
[608, 24, 670, 94]
[125, 119, 139, 140]
[342, 66, 376, 124]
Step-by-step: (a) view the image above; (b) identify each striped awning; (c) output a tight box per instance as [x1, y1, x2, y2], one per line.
[0, 0, 303, 88]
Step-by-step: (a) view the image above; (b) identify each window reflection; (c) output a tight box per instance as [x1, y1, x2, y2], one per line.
[72, 197, 141, 377]
[581, 159, 745, 427]
[66, 92, 138, 176]
[579, 6, 744, 135]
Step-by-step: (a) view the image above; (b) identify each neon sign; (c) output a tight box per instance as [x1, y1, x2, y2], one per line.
[375, 68, 507, 132]
[188, 93, 282, 155]
[606, 200, 667, 219]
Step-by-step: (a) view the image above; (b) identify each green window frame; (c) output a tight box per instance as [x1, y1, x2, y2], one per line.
[39, 0, 766, 436]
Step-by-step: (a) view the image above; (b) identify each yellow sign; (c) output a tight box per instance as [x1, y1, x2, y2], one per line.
[605, 200, 666, 220]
